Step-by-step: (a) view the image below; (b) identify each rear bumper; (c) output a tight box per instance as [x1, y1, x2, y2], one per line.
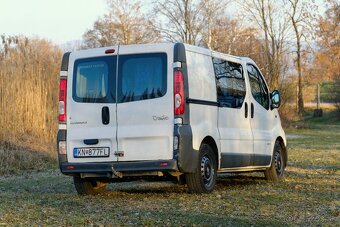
[60, 159, 178, 175]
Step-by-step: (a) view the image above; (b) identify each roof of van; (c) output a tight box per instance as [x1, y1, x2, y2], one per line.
[182, 43, 256, 64]
[67, 42, 256, 64]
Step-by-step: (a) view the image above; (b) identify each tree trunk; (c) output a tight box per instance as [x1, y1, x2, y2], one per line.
[297, 48, 304, 115]
[260, 0, 274, 87]
[292, 17, 304, 115]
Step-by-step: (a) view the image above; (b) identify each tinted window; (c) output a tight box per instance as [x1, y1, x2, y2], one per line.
[73, 56, 116, 103]
[213, 57, 246, 108]
[247, 64, 269, 109]
[118, 53, 167, 103]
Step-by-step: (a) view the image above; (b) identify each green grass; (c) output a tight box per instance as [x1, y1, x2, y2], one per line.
[0, 113, 339, 226]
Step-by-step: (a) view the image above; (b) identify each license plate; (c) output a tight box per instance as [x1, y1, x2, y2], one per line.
[73, 147, 110, 158]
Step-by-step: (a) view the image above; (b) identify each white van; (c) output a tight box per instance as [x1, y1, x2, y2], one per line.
[57, 43, 287, 195]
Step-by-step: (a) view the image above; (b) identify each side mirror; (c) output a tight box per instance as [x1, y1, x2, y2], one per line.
[271, 90, 281, 109]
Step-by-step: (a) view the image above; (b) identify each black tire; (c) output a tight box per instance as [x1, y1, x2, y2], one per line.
[264, 141, 285, 181]
[185, 143, 217, 193]
[73, 176, 107, 195]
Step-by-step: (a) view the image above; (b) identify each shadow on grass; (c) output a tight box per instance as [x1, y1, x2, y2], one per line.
[0, 145, 57, 176]
[105, 174, 266, 195]
[107, 181, 186, 194]
[0, 171, 268, 196]
[217, 173, 265, 187]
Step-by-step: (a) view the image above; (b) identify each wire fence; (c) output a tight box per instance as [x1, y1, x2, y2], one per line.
[300, 81, 340, 108]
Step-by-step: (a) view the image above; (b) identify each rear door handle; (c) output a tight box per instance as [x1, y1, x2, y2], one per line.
[245, 102, 248, 118]
[102, 106, 110, 125]
[251, 103, 254, 118]
[84, 139, 99, 145]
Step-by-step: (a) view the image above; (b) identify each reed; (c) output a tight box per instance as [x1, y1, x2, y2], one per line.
[0, 36, 62, 155]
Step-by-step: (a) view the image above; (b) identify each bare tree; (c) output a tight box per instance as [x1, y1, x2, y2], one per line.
[153, 0, 204, 45]
[200, 0, 231, 49]
[240, 0, 290, 90]
[83, 0, 160, 48]
[286, 0, 318, 115]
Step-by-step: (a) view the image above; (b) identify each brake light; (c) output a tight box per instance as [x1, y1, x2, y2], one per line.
[174, 70, 185, 115]
[105, 49, 115, 54]
[59, 79, 67, 122]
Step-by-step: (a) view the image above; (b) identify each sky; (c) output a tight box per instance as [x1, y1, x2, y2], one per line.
[0, 0, 327, 47]
[0, 0, 107, 45]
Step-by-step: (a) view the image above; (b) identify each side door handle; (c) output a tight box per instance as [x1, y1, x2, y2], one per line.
[102, 106, 110, 125]
[245, 102, 248, 118]
[251, 103, 254, 118]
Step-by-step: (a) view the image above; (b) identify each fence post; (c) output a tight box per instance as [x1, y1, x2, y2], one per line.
[313, 83, 323, 117]
[317, 83, 320, 109]
[296, 85, 299, 113]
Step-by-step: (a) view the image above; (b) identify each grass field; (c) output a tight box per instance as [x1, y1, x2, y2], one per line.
[0, 113, 339, 226]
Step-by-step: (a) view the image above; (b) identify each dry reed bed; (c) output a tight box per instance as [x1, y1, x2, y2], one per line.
[0, 37, 61, 155]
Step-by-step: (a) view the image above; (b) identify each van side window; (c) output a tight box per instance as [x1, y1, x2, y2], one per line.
[212, 57, 246, 108]
[118, 53, 167, 103]
[247, 64, 269, 110]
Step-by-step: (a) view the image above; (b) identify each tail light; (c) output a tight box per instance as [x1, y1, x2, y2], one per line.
[174, 70, 185, 115]
[59, 79, 67, 122]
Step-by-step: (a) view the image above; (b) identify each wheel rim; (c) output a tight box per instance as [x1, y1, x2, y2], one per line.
[274, 147, 283, 176]
[201, 155, 214, 187]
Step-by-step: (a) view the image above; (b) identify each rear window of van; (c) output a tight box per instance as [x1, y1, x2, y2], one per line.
[76, 61, 108, 98]
[72, 53, 167, 104]
[117, 53, 167, 103]
[73, 56, 116, 103]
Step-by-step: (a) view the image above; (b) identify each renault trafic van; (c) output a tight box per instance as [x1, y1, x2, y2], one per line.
[57, 43, 287, 195]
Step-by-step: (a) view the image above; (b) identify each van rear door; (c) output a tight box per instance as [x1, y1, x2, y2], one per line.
[116, 44, 174, 161]
[67, 49, 118, 163]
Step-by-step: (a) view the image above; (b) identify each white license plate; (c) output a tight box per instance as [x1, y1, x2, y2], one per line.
[73, 147, 110, 158]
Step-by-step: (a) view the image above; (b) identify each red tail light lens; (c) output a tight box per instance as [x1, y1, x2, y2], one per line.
[105, 49, 115, 54]
[174, 70, 185, 115]
[59, 79, 67, 122]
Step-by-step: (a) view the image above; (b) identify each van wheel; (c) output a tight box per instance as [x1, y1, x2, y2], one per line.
[73, 176, 107, 195]
[264, 141, 285, 181]
[185, 143, 217, 193]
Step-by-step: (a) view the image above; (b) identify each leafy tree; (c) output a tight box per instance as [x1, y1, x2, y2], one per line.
[314, 0, 339, 113]
[314, 0, 340, 82]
